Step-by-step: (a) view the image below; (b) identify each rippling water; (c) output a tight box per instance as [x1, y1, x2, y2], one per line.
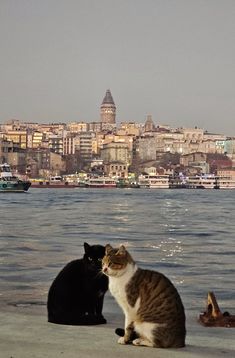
[0, 188, 234, 317]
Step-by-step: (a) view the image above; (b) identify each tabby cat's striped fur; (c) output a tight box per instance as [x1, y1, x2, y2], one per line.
[102, 244, 186, 348]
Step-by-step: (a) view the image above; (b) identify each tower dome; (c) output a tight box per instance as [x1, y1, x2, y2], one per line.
[144, 115, 155, 132]
[100, 89, 116, 124]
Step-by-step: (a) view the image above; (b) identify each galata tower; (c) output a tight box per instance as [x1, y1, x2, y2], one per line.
[100, 89, 116, 124]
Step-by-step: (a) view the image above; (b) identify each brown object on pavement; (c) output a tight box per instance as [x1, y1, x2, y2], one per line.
[199, 292, 235, 327]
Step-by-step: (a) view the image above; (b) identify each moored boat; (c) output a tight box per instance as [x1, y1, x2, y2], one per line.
[0, 163, 31, 192]
[85, 176, 117, 188]
[216, 175, 235, 189]
[169, 174, 235, 189]
[138, 174, 170, 189]
[30, 175, 79, 188]
[138, 174, 150, 188]
[184, 175, 217, 189]
[148, 174, 170, 189]
[116, 178, 140, 188]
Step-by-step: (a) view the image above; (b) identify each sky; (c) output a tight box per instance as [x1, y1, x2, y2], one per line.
[0, 0, 234, 135]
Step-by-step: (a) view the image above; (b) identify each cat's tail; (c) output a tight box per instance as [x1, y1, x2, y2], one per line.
[115, 328, 138, 340]
[115, 328, 125, 336]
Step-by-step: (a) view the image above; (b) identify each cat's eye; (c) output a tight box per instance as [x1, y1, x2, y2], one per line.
[88, 257, 93, 261]
[98, 258, 102, 262]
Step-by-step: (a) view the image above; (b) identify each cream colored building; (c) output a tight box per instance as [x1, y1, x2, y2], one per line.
[101, 142, 130, 164]
[104, 162, 128, 178]
[181, 127, 204, 142]
[180, 152, 207, 167]
[117, 122, 141, 137]
[32, 131, 44, 148]
[203, 132, 227, 141]
[134, 136, 156, 161]
[63, 135, 76, 155]
[216, 169, 235, 177]
[3, 130, 28, 149]
[67, 122, 88, 133]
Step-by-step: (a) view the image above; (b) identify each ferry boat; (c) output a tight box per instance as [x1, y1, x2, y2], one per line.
[85, 176, 117, 188]
[216, 175, 235, 189]
[138, 175, 150, 188]
[184, 175, 218, 189]
[138, 174, 170, 189]
[0, 163, 31, 192]
[170, 174, 235, 189]
[116, 178, 140, 188]
[148, 175, 170, 189]
[30, 176, 79, 188]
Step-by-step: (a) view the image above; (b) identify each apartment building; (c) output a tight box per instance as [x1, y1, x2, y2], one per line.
[48, 135, 63, 154]
[101, 142, 130, 165]
[3, 130, 28, 149]
[66, 122, 88, 133]
[77, 132, 96, 161]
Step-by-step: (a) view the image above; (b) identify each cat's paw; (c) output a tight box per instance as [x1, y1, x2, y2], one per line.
[99, 317, 107, 324]
[97, 315, 107, 324]
[118, 337, 127, 345]
[132, 338, 154, 347]
[132, 338, 142, 346]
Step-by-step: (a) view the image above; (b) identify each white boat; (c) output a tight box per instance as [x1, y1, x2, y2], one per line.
[138, 175, 150, 188]
[216, 175, 235, 189]
[149, 175, 170, 189]
[30, 175, 79, 188]
[185, 175, 217, 189]
[85, 177, 117, 188]
[0, 163, 31, 192]
[138, 174, 170, 189]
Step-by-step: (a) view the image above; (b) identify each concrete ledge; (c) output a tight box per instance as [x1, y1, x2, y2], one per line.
[0, 306, 235, 358]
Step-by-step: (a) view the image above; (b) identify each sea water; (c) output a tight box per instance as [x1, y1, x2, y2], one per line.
[0, 188, 234, 320]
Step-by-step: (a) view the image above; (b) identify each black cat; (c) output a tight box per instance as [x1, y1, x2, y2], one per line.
[47, 242, 108, 325]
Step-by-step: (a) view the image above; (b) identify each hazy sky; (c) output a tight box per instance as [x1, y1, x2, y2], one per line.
[0, 0, 234, 135]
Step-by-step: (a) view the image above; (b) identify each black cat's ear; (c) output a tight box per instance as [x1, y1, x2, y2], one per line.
[105, 244, 113, 254]
[84, 242, 90, 254]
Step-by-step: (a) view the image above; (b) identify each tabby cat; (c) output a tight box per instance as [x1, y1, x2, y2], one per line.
[102, 244, 186, 348]
[47, 242, 108, 325]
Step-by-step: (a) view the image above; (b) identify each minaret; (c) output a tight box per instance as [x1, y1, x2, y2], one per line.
[100, 89, 116, 124]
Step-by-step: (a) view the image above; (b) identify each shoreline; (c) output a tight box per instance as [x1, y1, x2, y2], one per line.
[1, 299, 235, 358]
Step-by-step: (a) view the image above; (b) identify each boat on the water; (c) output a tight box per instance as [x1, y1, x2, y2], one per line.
[148, 174, 170, 189]
[184, 175, 218, 189]
[216, 175, 235, 189]
[116, 178, 140, 188]
[30, 176, 79, 188]
[138, 174, 170, 189]
[0, 163, 31, 192]
[85, 176, 117, 188]
[170, 174, 235, 189]
[138, 174, 150, 188]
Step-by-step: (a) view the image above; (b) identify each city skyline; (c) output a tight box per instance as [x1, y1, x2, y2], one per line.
[0, 0, 234, 135]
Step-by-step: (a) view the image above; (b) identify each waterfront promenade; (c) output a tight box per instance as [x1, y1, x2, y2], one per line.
[0, 296, 235, 358]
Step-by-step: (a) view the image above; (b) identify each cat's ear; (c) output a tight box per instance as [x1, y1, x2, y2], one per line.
[105, 244, 113, 254]
[117, 245, 126, 256]
[84, 242, 90, 254]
